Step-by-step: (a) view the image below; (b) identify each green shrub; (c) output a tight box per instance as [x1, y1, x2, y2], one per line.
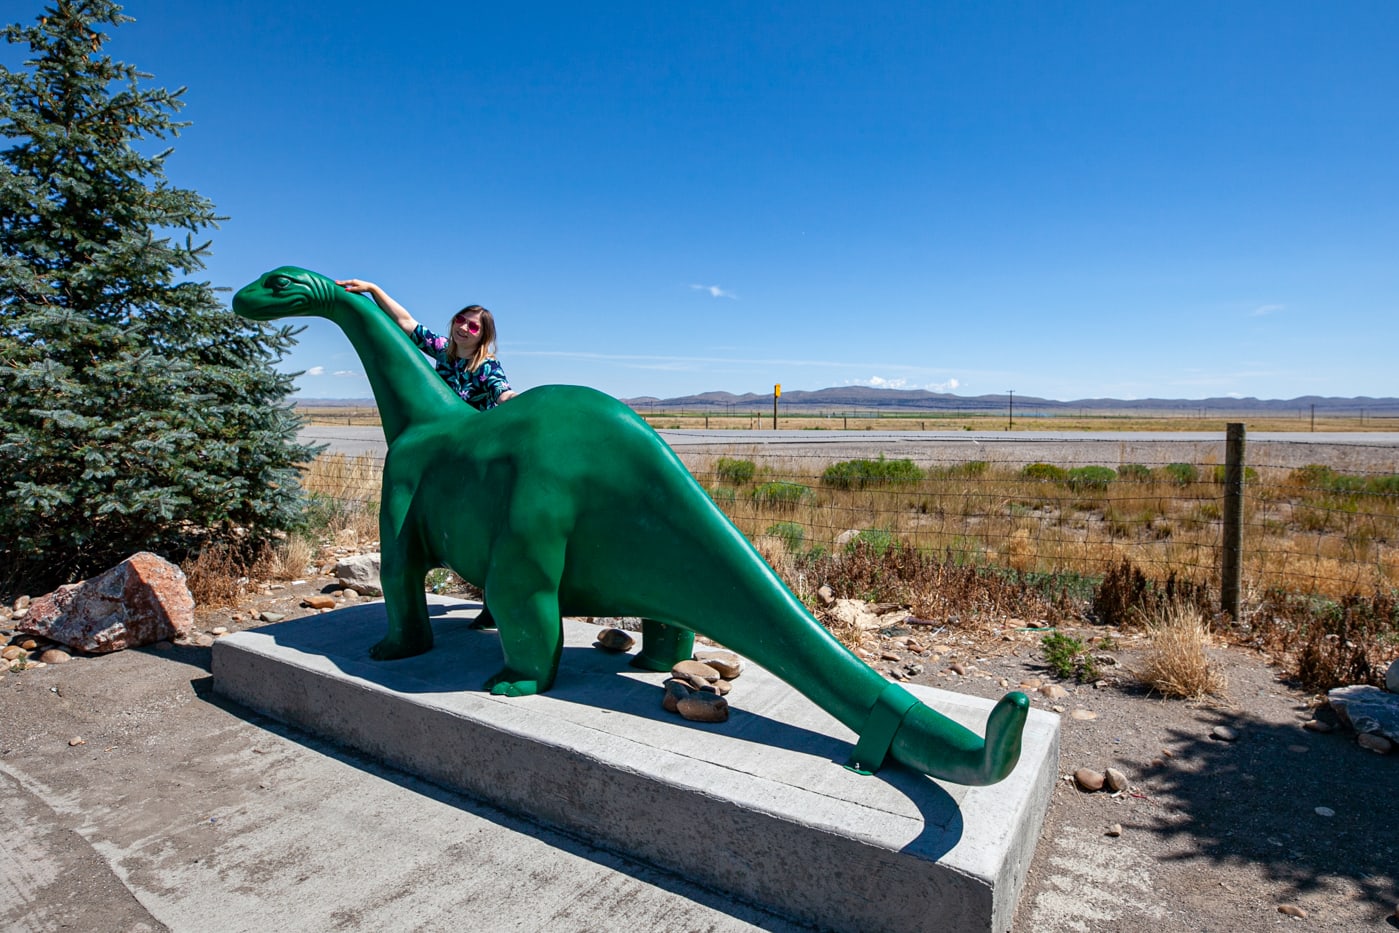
[846, 527, 896, 556]
[1210, 465, 1259, 484]
[1067, 466, 1116, 491]
[1041, 632, 1099, 683]
[1164, 462, 1199, 485]
[708, 485, 737, 504]
[764, 521, 806, 551]
[1365, 474, 1399, 495]
[821, 455, 924, 490]
[929, 460, 989, 479]
[1021, 463, 1069, 482]
[1117, 463, 1152, 482]
[714, 457, 756, 486]
[751, 481, 809, 508]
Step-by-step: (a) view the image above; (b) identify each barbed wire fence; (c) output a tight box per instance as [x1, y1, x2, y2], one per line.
[299, 426, 1399, 610]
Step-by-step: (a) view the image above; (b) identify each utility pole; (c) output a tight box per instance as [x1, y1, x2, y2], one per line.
[1007, 390, 1014, 431]
[773, 383, 781, 430]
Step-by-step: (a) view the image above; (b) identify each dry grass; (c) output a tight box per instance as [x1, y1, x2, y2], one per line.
[181, 544, 253, 608]
[289, 447, 1399, 611]
[267, 533, 318, 581]
[692, 455, 1399, 599]
[1137, 603, 1228, 699]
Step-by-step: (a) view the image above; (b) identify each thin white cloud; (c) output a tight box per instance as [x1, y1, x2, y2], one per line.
[1251, 304, 1285, 317]
[690, 283, 737, 300]
[304, 366, 325, 376]
[333, 370, 361, 378]
[515, 350, 974, 385]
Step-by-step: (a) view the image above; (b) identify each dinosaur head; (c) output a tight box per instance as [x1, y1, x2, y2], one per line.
[233, 266, 345, 321]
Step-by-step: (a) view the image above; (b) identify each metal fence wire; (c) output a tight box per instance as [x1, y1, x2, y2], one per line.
[300, 430, 1399, 605]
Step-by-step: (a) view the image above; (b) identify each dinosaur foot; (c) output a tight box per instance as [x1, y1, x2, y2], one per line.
[468, 607, 497, 630]
[485, 669, 552, 697]
[890, 691, 1029, 786]
[369, 631, 433, 661]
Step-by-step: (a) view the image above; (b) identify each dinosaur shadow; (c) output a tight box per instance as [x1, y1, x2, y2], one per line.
[249, 599, 967, 862]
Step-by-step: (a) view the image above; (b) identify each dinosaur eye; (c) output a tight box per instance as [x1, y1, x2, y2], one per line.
[267, 274, 292, 292]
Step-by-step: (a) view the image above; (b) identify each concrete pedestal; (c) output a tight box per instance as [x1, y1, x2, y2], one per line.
[213, 596, 1058, 933]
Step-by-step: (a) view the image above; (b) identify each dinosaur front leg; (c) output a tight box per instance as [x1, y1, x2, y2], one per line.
[481, 534, 566, 698]
[371, 530, 434, 661]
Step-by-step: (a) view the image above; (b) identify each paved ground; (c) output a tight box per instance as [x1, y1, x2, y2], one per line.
[1, 639, 814, 933]
[5, 582, 1396, 932]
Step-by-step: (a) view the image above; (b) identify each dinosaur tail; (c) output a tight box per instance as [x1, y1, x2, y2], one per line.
[886, 690, 1029, 786]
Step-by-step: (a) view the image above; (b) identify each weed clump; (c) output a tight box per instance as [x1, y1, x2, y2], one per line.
[764, 521, 806, 553]
[1138, 603, 1228, 699]
[1164, 463, 1199, 485]
[1090, 558, 1211, 628]
[1117, 463, 1152, 482]
[751, 481, 809, 509]
[1067, 466, 1116, 492]
[822, 455, 923, 490]
[714, 457, 756, 486]
[1041, 632, 1100, 683]
[1253, 589, 1399, 691]
[1021, 463, 1068, 482]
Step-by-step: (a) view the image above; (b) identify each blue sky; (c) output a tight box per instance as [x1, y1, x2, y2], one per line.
[9, 1, 1398, 401]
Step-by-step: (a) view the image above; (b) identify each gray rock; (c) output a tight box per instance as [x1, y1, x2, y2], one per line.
[1327, 684, 1399, 742]
[1387, 657, 1399, 694]
[334, 553, 382, 596]
[1211, 725, 1238, 742]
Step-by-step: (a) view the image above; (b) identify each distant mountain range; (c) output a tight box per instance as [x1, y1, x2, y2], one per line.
[296, 388, 1399, 414]
[617, 387, 1399, 414]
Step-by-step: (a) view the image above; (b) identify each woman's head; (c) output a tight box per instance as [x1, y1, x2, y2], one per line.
[447, 304, 497, 369]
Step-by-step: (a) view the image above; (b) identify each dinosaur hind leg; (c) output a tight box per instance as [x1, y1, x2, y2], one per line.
[630, 619, 695, 672]
[889, 691, 1030, 786]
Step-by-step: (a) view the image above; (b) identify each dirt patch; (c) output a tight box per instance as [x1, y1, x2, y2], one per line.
[3, 569, 1396, 932]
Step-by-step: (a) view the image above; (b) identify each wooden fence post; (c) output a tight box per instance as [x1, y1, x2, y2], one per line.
[1221, 423, 1245, 620]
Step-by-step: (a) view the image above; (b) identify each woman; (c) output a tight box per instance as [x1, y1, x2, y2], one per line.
[336, 278, 517, 410]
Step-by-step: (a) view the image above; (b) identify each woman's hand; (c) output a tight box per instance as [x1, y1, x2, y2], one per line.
[336, 278, 378, 295]
[335, 278, 417, 333]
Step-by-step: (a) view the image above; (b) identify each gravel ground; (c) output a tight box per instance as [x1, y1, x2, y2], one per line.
[4, 570, 1397, 932]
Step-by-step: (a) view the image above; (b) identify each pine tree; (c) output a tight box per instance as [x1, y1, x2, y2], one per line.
[0, 1, 318, 592]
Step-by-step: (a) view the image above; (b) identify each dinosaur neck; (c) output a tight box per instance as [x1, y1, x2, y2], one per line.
[326, 292, 469, 443]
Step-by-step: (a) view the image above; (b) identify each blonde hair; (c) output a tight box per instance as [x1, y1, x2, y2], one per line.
[447, 305, 498, 371]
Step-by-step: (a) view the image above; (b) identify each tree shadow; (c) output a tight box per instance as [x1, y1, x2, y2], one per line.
[1121, 703, 1397, 906]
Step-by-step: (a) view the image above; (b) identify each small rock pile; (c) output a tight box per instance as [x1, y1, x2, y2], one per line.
[593, 629, 744, 723]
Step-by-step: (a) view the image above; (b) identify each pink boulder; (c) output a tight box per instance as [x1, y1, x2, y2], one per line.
[18, 552, 195, 653]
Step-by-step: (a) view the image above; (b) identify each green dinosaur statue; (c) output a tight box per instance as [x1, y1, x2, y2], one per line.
[233, 266, 1029, 785]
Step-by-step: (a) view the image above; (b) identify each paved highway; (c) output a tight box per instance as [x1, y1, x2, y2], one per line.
[298, 425, 1399, 472]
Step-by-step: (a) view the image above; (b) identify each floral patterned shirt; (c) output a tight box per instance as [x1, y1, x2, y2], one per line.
[410, 324, 513, 411]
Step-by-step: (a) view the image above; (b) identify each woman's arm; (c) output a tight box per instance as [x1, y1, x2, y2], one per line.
[336, 279, 418, 335]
